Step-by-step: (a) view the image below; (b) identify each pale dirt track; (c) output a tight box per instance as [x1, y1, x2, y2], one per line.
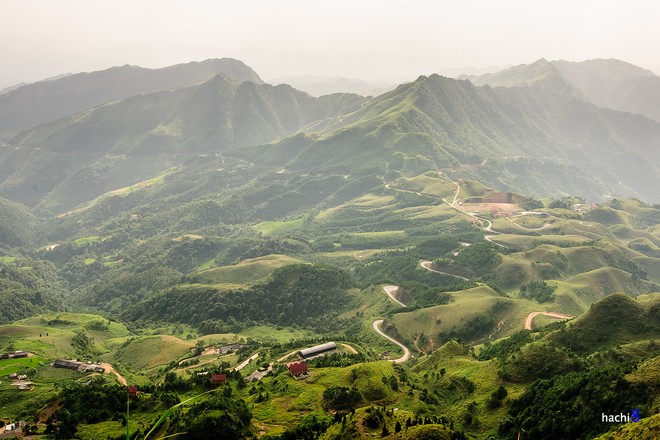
[506, 216, 552, 231]
[383, 285, 407, 307]
[233, 352, 260, 371]
[372, 319, 411, 364]
[101, 363, 127, 386]
[524, 312, 574, 330]
[419, 260, 469, 281]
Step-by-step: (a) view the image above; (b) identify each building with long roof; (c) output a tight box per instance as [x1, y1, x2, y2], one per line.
[298, 341, 336, 358]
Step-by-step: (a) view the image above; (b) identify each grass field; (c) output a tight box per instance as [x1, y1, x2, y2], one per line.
[413, 340, 526, 433]
[389, 286, 506, 346]
[253, 219, 304, 235]
[106, 335, 193, 371]
[458, 180, 492, 198]
[197, 254, 301, 284]
[73, 235, 102, 246]
[0, 355, 47, 375]
[390, 173, 457, 198]
[489, 234, 591, 250]
[0, 256, 17, 263]
[57, 168, 177, 217]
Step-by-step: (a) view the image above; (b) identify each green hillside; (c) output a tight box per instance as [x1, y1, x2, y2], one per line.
[0, 197, 39, 247]
[0, 57, 658, 439]
[236, 70, 660, 203]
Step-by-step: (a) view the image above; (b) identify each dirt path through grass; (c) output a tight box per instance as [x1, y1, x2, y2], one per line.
[524, 312, 574, 330]
[101, 363, 127, 386]
[419, 260, 469, 281]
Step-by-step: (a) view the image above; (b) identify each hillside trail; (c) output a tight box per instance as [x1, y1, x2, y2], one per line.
[372, 319, 411, 364]
[524, 312, 574, 330]
[419, 260, 469, 281]
[233, 352, 260, 371]
[506, 215, 552, 231]
[100, 363, 127, 386]
[442, 180, 509, 246]
[382, 285, 407, 307]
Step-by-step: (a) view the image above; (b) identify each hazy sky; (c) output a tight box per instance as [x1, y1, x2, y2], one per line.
[2, 0, 659, 88]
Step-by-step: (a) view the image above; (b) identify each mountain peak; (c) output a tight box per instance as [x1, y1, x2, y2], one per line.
[0, 58, 264, 139]
[467, 58, 562, 88]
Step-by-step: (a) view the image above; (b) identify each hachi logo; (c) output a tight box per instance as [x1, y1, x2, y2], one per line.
[601, 408, 641, 423]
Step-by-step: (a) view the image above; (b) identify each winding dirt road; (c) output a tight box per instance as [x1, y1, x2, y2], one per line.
[524, 312, 574, 330]
[419, 260, 469, 281]
[383, 285, 407, 307]
[101, 363, 127, 386]
[372, 320, 411, 364]
[506, 216, 552, 231]
[233, 352, 260, 371]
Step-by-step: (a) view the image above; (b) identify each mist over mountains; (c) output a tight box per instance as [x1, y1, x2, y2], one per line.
[0, 56, 659, 215]
[0, 56, 659, 440]
[467, 58, 660, 123]
[0, 58, 263, 139]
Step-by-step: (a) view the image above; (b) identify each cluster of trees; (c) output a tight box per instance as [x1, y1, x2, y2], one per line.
[322, 386, 362, 410]
[519, 280, 556, 303]
[437, 314, 495, 345]
[167, 391, 253, 440]
[500, 364, 652, 439]
[46, 379, 131, 438]
[309, 352, 367, 368]
[125, 264, 354, 332]
[0, 259, 66, 323]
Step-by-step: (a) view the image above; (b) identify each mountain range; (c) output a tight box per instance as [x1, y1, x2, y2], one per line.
[0, 57, 659, 216]
[0, 57, 659, 440]
[466, 58, 660, 122]
[0, 58, 263, 140]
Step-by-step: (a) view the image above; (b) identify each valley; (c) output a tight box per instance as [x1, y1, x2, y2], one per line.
[0, 57, 658, 439]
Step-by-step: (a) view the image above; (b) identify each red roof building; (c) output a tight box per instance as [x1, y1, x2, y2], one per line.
[211, 374, 227, 385]
[287, 362, 308, 377]
[128, 386, 138, 396]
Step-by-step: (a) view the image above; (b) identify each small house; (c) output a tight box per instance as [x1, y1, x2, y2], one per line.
[211, 374, 227, 385]
[287, 362, 308, 377]
[128, 386, 138, 396]
[53, 359, 82, 370]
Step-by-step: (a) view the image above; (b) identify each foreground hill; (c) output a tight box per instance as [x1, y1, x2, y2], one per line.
[0, 58, 263, 139]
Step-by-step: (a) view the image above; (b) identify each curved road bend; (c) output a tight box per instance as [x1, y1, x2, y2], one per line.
[524, 312, 574, 330]
[372, 319, 411, 364]
[419, 260, 469, 281]
[383, 285, 407, 307]
[101, 363, 127, 386]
